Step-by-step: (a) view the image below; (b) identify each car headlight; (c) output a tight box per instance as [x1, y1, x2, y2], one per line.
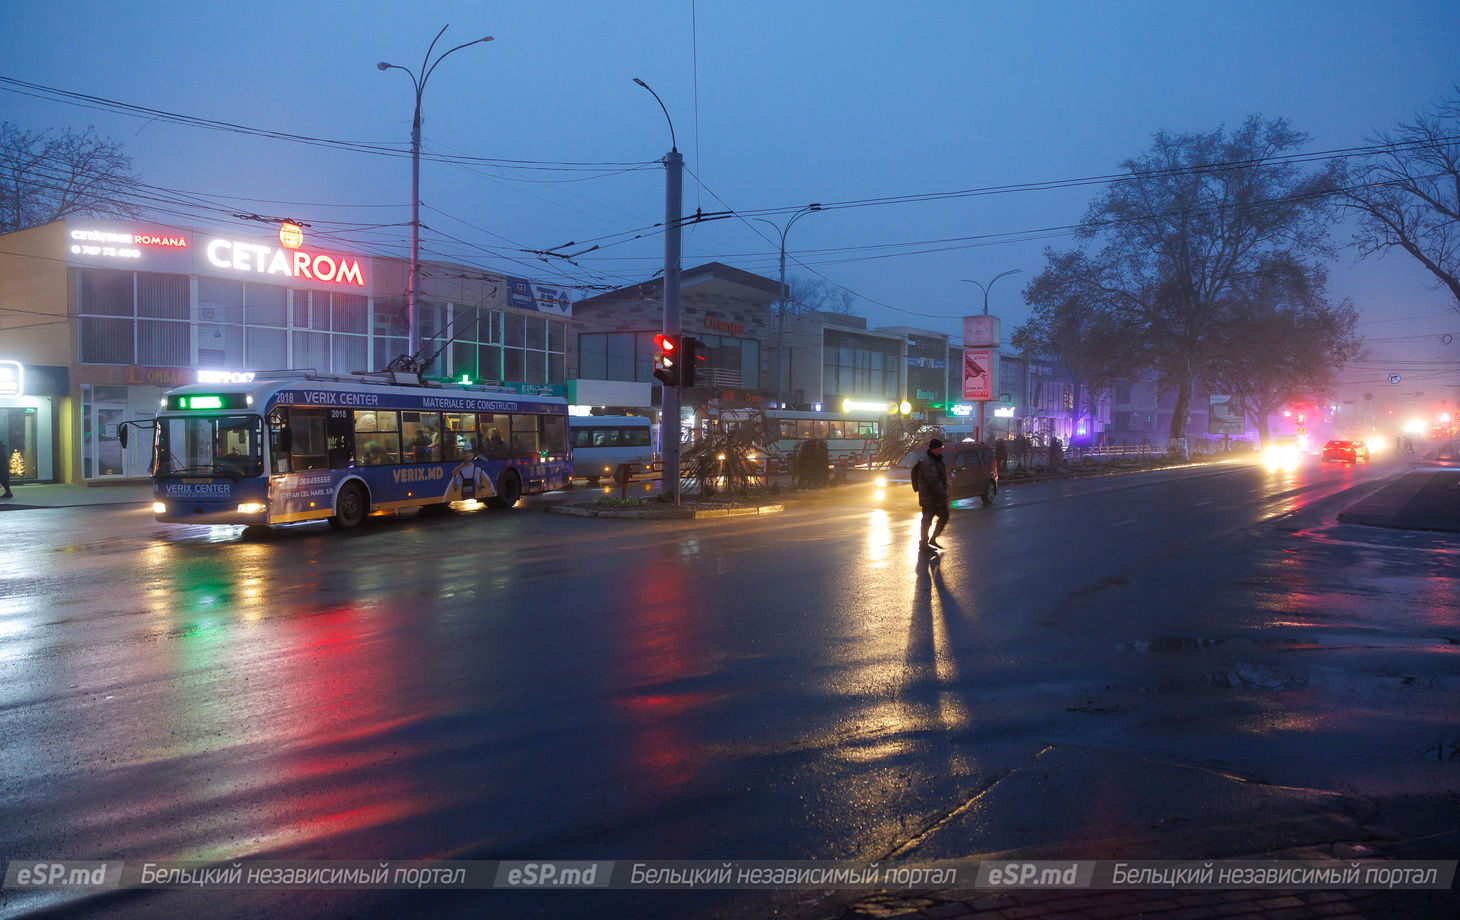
[875, 476, 887, 488]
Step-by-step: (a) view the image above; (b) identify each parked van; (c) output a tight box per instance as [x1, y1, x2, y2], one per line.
[879, 439, 999, 504]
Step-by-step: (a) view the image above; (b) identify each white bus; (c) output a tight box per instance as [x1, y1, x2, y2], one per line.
[569, 415, 655, 485]
[707, 408, 883, 468]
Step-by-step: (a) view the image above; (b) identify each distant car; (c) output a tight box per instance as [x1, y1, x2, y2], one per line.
[1321, 439, 1369, 463]
[877, 440, 999, 504]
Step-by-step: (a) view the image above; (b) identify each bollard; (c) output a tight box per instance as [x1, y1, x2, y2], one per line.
[614, 462, 634, 500]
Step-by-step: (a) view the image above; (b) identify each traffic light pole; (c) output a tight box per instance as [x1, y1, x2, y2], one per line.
[661, 149, 684, 505]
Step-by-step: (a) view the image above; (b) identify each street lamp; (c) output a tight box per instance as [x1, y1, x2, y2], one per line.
[378, 26, 493, 368]
[961, 269, 1023, 440]
[634, 77, 685, 505]
[755, 204, 822, 408]
[961, 268, 1023, 316]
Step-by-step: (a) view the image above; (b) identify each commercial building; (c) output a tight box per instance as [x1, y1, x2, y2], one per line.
[0, 218, 574, 483]
[568, 262, 781, 415]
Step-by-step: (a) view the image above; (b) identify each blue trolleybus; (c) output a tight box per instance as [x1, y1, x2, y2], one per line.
[138, 371, 570, 529]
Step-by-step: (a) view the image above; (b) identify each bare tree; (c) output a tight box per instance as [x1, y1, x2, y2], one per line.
[1209, 260, 1364, 447]
[1343, 90, 1460, 311]
[781, 275, 859, 318]
[1073, 116, 1343, 458]
[0, 123, 141, 233]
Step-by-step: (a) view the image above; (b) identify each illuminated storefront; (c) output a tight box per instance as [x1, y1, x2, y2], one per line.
[0, 218, 574, 483]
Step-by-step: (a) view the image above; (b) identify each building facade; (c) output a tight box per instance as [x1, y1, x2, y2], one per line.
[0, 218, 574, 483]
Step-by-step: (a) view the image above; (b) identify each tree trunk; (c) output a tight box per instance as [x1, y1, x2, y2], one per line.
[1168, 374, 1193, 460]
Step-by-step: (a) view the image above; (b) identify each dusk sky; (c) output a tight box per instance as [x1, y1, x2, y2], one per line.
[2, 0, 1456, 413]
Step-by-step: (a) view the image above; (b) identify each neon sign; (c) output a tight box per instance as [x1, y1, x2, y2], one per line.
[69, 227, 189, 260]
[205, 237, 365, 287]
[197, 370, 257, 384]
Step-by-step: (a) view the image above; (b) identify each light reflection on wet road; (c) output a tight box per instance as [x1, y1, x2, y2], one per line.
[0, 454, 1456, 919]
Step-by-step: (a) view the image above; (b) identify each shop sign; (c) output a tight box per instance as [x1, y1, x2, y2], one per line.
[205, 236, 365, 287]
[504, 382, 567, 398]
[705, 314, 745, 337]
[125, 366, 191, 387]
[69, 226, 190, 263]
[0, 361, 21, 397]
[197, 370, 257, 384]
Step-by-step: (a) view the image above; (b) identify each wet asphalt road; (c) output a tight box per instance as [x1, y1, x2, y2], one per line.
[1, 454, 1457, 919]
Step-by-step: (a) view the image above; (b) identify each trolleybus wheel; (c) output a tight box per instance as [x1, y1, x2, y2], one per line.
[330, 483, 368, 529]
[489, 470, 522, 509]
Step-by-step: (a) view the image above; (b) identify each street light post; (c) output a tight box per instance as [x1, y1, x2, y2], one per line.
[961, 268, 1022, 440]
[379, 26, 493, 368]
[755, 205, 821, 409]
[634, 78, 684, 505]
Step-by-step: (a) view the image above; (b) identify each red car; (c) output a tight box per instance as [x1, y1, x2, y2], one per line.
[1321, 439, 1369, 463]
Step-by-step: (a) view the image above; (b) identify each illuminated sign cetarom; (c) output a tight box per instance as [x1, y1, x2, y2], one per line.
[205, 237, 364, 287]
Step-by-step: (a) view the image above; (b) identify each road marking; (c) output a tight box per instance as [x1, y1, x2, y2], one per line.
[1195, 500, 1213, 506]
[1111, 518, 1138, 527]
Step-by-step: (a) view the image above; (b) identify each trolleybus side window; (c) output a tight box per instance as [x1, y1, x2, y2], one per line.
[402, 411, 442, 464]
[354, 409, 400, 466]
[479, 414, 509, 459]
[510, 414, 540, 457]
[288, 407, 331, 472]
[442, 413, 477, 460]
[542, 414, 567, 455]
[326, 409, 353, 469]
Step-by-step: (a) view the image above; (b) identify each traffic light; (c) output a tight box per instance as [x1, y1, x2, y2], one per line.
[680, 337, 702, 388]
[653, 333, 679, 387]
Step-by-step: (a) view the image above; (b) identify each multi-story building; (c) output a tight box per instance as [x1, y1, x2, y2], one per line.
[567, 263, 779, 415]
[782, 312, 905, 410]
[0, 218, 574, 483]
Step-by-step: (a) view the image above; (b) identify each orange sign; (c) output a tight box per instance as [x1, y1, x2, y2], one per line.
[278, 222, 303, 249]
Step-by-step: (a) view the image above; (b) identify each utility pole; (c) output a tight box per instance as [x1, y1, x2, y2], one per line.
[636, 78, 683, 504]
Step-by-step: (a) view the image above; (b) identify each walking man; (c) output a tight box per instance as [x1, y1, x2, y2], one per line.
[915, 437, 949, 552]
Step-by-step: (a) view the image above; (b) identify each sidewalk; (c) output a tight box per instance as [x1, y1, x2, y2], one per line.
[1338, 469, 1460, 533]
[0, 481, 154, 510]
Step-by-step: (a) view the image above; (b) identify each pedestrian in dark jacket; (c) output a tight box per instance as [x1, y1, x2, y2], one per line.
[915, 438, 949, 551]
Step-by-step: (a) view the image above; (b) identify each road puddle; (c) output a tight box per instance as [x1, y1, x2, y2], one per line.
[1202, 663, 1310, 691]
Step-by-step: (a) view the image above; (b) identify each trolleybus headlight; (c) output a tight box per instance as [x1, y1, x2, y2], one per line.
[237, 502, 266, 514]
[152, 502, 167, 514]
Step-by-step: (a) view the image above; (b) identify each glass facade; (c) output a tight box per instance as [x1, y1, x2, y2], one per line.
[822, 330, 900, 400]
[577, 330, 758, 387]
[72, 267, 565, 383]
